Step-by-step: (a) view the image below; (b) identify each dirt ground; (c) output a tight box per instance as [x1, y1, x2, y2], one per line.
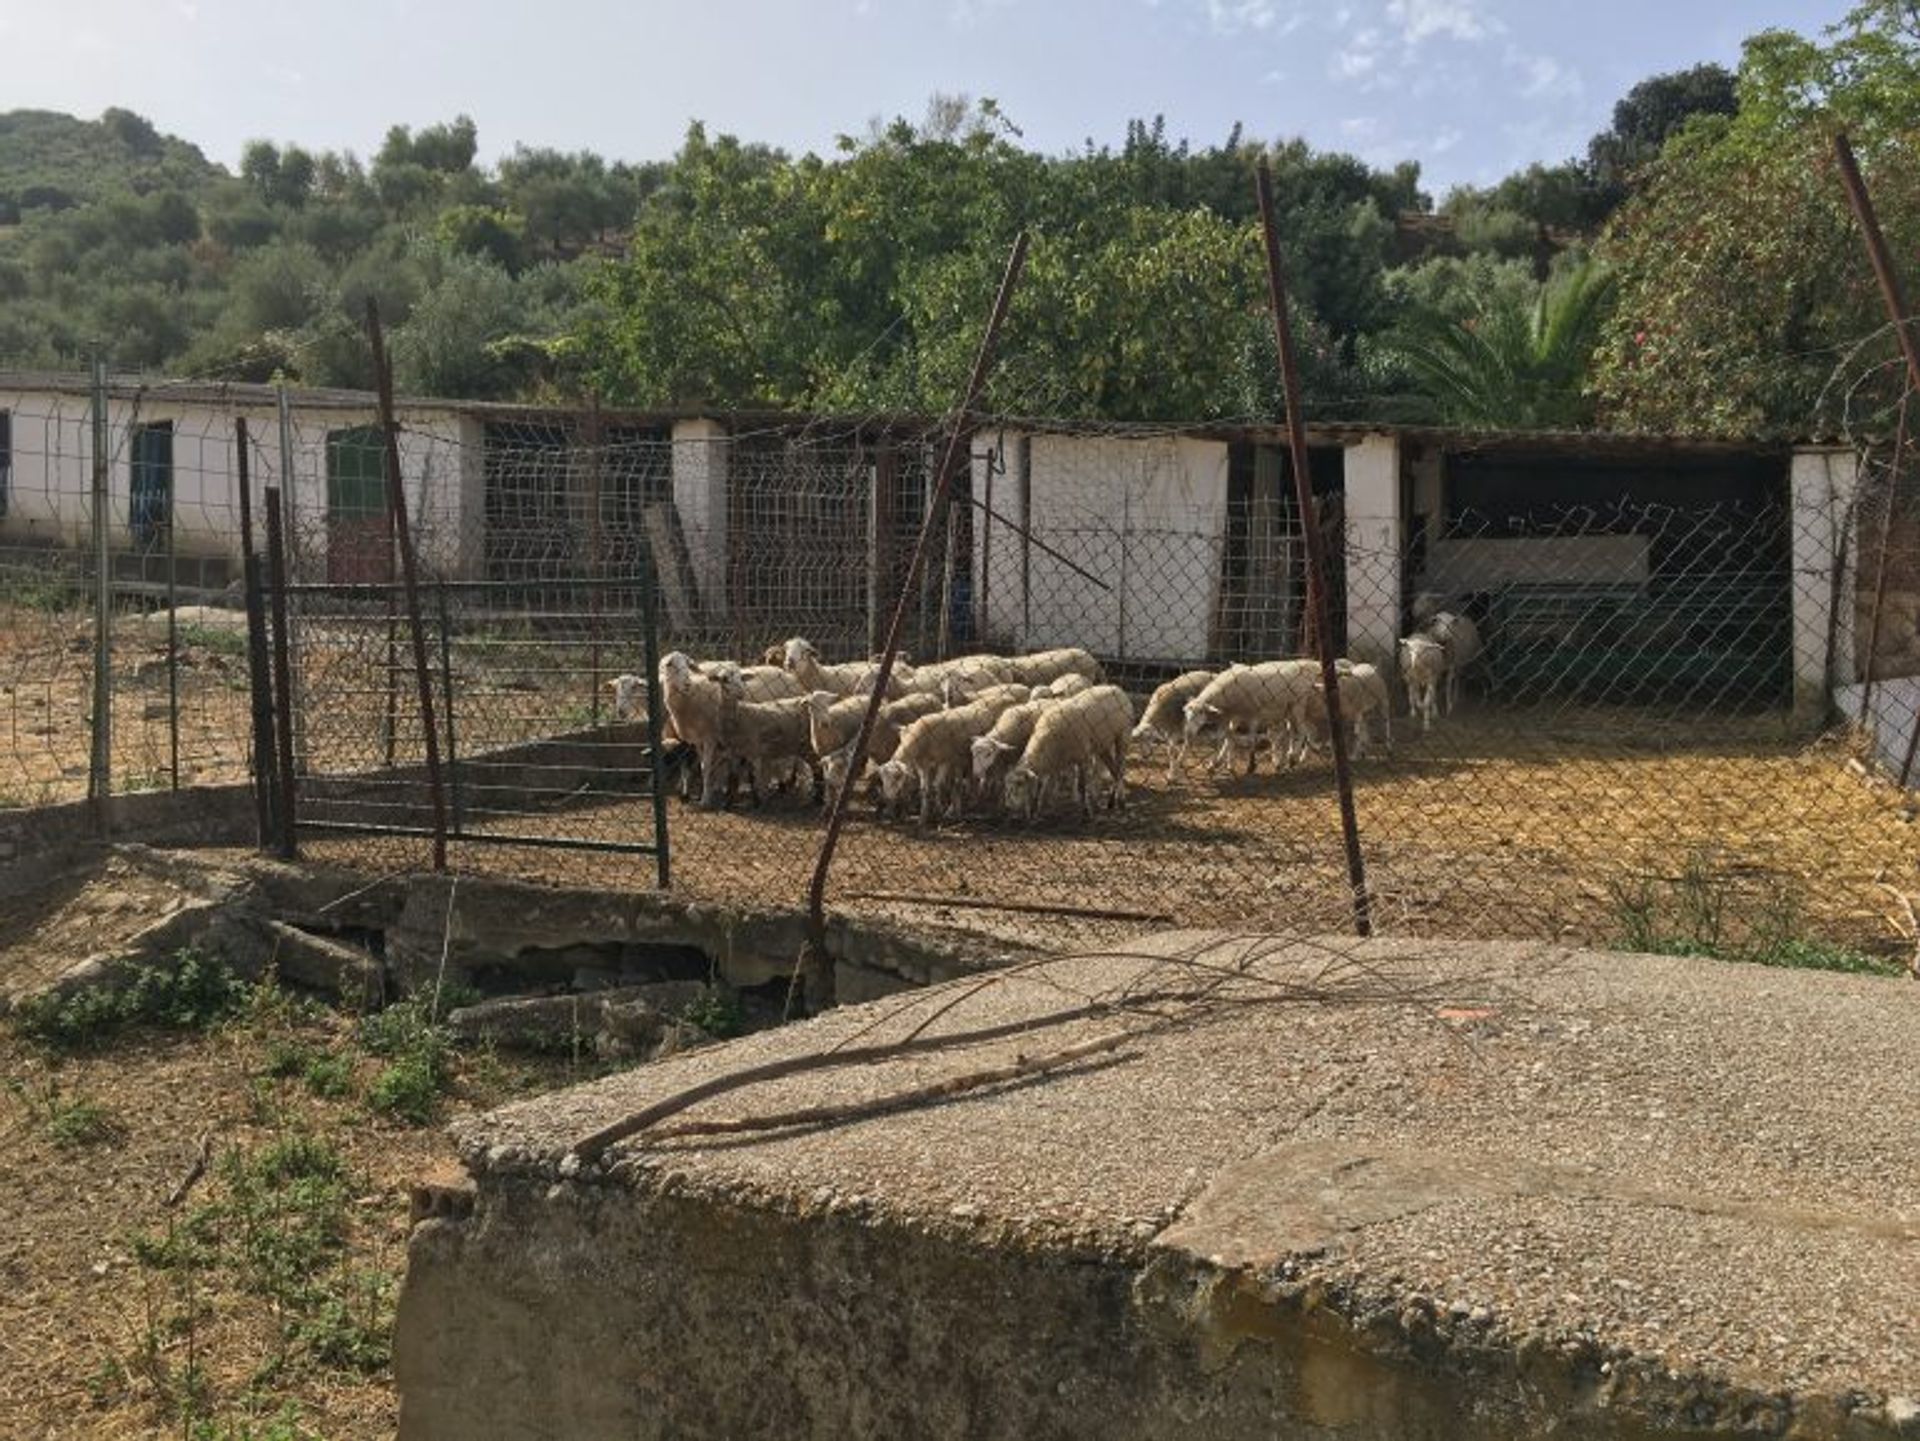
[302, 706, 1920, 960]
[0, 855, 592, 1440]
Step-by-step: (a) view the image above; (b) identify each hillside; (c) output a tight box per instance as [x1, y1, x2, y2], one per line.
[0, 109, 223, 220]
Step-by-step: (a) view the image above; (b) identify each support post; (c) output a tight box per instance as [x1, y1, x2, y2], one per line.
[165, 457, 179, 791]
[365, 301, 449, 871]
[263, 486, 299, 860]
[236, 418, 278, 850]
[806, 234, 1029, 970]
[1256, 159, 1372, 938]
[1834, 133, 1920, 399]
[585, 396, 604, 723]
[276, 385, 308, 773]
[437, 581, 463, 834]
[87, 355, 112, 833]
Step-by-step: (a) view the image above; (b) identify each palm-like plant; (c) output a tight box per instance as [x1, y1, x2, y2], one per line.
[1394, 260, 1616, 428]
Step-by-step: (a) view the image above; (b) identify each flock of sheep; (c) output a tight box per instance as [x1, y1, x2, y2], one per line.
[608, 603, 1482, 828]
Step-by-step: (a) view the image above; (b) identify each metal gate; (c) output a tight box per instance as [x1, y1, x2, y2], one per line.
[267, 572, 671, 882]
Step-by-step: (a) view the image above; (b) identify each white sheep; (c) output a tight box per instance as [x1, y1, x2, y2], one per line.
[898, 653, 1017, 701]
[1130, 669, 1217, 782]
[1304, 661, 1392, 760]
[1001, 646, 1102, 688]
[1003, 684, 1133, 820]
[803, 691, 871, 758]
[1032, 672, 1096, 700]
[712, 694, 818, 808]
[968, 698, 1056, 802]
[1399, 634, 1447, 733]
[658, 652, 743, 805]
[780, 637, 903, 699]
[876, 692, 1027, 825]
[1419, 611, 1482, 715]
[1182, 660, 1318, 776]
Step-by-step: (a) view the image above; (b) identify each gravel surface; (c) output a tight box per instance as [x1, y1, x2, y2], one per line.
[456, 931, 1920, 1408]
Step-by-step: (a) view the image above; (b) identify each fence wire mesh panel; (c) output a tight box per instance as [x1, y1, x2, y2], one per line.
[6, 368, 1920, 974]
[274, 418, 669, 878]
[0, 383, 268, 808]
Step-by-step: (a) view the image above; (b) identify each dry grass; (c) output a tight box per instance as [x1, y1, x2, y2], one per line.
[0, 862, 608, 1439]
[303, 708, 1920, 960]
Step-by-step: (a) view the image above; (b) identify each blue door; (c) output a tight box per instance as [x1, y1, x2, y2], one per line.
[130, 422, 173, 553]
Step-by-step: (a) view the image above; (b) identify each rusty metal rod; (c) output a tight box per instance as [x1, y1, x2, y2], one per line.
[236, 418, 277, 850]
[365, 301, 449, 871]
[838, 891, 1175, 924]
[964, 490, 1112, 592]
[1860, 390, 1908, 730]
[263, 486, 300, 859]
[1835, 132, 1920, 399]
[805, 233, 1029, 963]
[1256, 158, 1372, 937]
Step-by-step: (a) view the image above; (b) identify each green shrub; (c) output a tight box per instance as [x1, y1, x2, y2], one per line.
[13, 948, 243, 1049]
[680, 988, 745, 1039]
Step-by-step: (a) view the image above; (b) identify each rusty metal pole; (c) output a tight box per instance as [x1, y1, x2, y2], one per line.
[1255, 158, 1373, 937]
[805, 234, 1029, 968]
[236, 419, 278, 850]
[1835, 133, 1920, 399]
[585, 395, 604, 725]
[364, 301, 449, 871]
[1859, 391, 1908, 729]
[263, 486, 299, 859]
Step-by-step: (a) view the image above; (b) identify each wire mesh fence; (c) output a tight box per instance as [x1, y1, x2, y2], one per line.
[4, 366, 1919, 972]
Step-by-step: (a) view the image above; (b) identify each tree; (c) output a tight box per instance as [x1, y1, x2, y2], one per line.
[1586, 63, 1738, 211]
[1593, 4, 1920, 434]
[1391, 259, 1615, 428]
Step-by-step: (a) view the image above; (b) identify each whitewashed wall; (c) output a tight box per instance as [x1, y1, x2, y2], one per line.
[973, 431, 1229, 661]
[0, 386, 483, 579]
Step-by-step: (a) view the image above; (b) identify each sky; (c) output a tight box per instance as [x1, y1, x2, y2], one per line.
[0, 0, 1858, 194]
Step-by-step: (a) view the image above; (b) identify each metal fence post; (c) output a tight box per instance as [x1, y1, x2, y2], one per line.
[87, 354, 112, 833]
[264, 486, 299, 859]
[235, 418, 277, 849]
[277, 385, 309, 773]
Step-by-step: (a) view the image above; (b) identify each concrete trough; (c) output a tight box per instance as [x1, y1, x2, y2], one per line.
[395, 931, 1920, 1439]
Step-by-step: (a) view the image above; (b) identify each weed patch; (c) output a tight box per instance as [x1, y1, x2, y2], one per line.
[13, 948, 244, 1050]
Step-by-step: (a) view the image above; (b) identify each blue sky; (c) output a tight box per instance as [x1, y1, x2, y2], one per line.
[0, 0, 1853, 194]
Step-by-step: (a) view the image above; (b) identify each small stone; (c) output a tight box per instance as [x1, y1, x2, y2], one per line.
[557, 1153, 581, 1179]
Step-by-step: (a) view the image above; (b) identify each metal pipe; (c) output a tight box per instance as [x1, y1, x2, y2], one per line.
[1834, 132, 1920, 399]
[585, 395, 604, 724]
[365, 300, 450, 871]
[263, 486, 299, 859]
[163, 429, 179, 791]
[1255, 158, 1373, 937]
[437, 581, 463, 834]
[276, 384, 308, 774]
[806, 233, 1029, 961]
[236, 418, 277, 850]
[87, 354, 112, 832]
[1860, 390, 1908, 730]
[639, 518, 672, 890]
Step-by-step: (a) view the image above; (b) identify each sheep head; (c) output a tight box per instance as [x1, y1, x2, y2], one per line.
[1182, 700, 1223, 741]
[659, 651, 695, 688]
[970, 735, 1012, 782]
[781, 637, 817, 673]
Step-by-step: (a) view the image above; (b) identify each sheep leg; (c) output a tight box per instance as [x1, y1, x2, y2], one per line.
[696, 744, 724, 810]
[1107, 743, 1128, 810]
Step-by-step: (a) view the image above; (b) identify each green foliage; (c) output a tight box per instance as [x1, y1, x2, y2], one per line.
[360, 996, 453, 1123]
[1389, 258, 1615, 427]
[13, 947, 244, 1049]
[132, 1132, 392, 1380]
[6, 1076, 121, 1147]
[1595, 5, 1920, 434]
[1607, 853, 1901, 975]
[680, 988, 745, 1039]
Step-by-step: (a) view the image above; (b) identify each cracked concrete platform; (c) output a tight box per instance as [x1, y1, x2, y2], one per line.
[397, 932, 1920, 1439]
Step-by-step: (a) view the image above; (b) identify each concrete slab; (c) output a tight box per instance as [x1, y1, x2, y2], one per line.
[397, 931, 1920, 1439]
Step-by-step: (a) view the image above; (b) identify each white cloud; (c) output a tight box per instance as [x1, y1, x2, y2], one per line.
[1204, 0, 1309, 33]
[1385, 0, 1498, 44]
[1507, 48, 1583, 101]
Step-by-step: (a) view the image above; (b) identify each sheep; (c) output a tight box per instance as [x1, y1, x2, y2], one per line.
[1419, 611, 1483, 715]
[1003, 684, 1134, 820]
[1032, 672, 1095, 700]
[803, 691, 870, 758]
[711, 693, 818, 808]
[899, 653, 1018, 701]
[658, 652, 739, 806]
[968, 698, 1057, 803]
[1001, 646, 1102, 689]
[1181, 660, 1319, 776]
[876, 692, 1028, 825]
[1399, 634, 1447, 733]
[1303, 661, 1392, 760]
[1130, 669, 1217, 782]
[780, 637, 903, 698]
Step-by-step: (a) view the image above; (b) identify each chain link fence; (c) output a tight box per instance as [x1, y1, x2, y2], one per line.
[4, 369, 1917, 971]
